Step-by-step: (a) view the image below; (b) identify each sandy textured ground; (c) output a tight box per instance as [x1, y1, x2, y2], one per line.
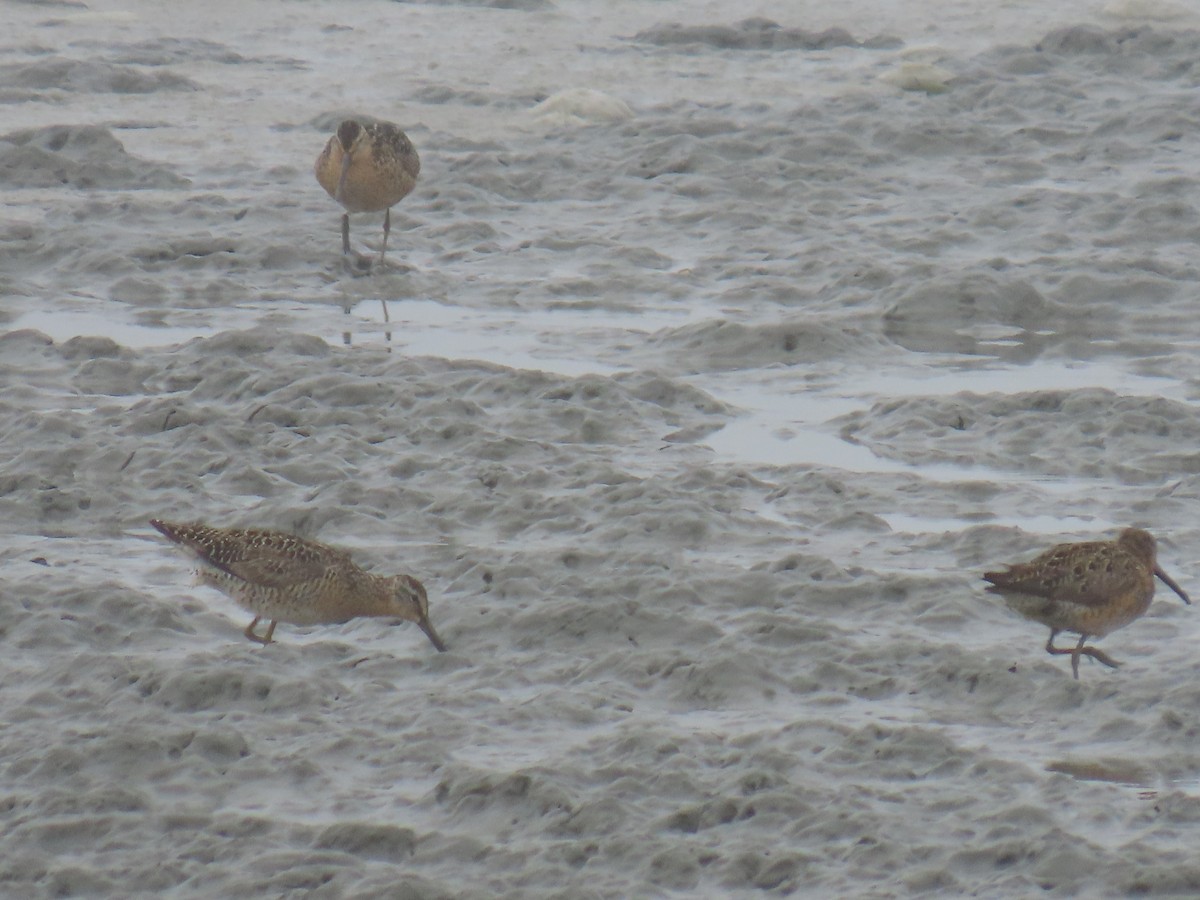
[5, 0, 1200, 896]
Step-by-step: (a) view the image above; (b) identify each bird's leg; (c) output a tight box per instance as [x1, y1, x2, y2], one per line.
[380, 208, 391, 264]
[1045, 630, 1120, 677]
[1078, 645, 1121, 671]
[244, 616, 268, 645]
[1070, 633, 1086, 680]
[340, 217, 373, 275]
[244, 617, 278, 645]
[1044, 629, 1066, 655]
[1044, 630, 1084, 680]
[339, 213, 374, 275]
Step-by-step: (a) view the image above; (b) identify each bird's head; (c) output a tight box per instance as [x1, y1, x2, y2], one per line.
[388, 574, 448, 651]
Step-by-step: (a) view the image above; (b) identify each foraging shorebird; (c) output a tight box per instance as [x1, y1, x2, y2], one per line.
[984, 527, 1189, 679]
[151, 519, 446, 651]
[314, 118, 420, 265]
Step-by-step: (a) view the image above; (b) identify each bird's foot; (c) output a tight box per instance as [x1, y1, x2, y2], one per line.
[244, 617, 275, 646]
[341, 251, 375, 277]
[1079, 646, 1121, 670]
[1066, 645, 1120, 679]
[371, 253, 414, 275]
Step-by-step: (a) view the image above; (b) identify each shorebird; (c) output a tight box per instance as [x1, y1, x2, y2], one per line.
[984, 527, 1189, 679]
[150, 519, 446, 651]
[314, 118, 420, 266]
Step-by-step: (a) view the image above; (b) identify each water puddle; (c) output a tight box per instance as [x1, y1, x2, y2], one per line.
[343, 299, 631, 376]
[9, 302, 1190, 515]
[10, 297, 706, 379]
[698, 357, 1186, 477]
[11, 309, 225, 347]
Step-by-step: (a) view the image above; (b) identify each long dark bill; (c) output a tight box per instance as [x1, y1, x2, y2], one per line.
[419, 616, 448, 652]
[1155, 565, 1191, 605]
[335, 151, 354, 204]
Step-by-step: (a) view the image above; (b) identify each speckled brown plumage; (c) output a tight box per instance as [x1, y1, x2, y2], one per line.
[314, 119, 420, 264]
[151, 519, 446, 651]
[984, 527, 1188, 679]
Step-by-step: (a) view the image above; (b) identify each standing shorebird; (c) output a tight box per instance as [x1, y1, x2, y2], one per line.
[151, 520, 447, 651]
[314, 118, 420, 266]
[984, 527, 1189, 679]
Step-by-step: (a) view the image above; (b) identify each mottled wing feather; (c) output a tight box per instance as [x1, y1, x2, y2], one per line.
[365, 122, 420, 179]
[215, 552, 330, 589]
[152, 520, 346, 588]
[985, 541, 1143, 608]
